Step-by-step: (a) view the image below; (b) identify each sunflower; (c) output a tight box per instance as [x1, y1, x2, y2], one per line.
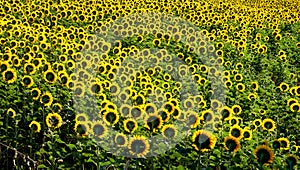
[243, 128, 252, 140]
[28, 121, 41, 135]
[123, 118, 138, 133]
[144, 113, 163, 132]
[234, 73, 243, 82]
[262, 118, 276, 132]
[224, 136, 240, 152]
[219, 106, 233, 121]
[74, 121, 89, 137]
[278, 137, 290, 150]
[75, 113, 89, 123]
[45, 113, 63, 129]
[40, 92, 54, 107]
[114, 133, 128, 147]
[103, 109, 119, 126]
[161, 124, 178, 140]
[252, 119, 262, 127]
[272, 140, 281, 150]
[144, 103, 157, 114]
[157, 109, 171, 122]
[128, 135, 150, 158]
[232, 105, 242, 115]
[130, 106, 144, 120]
[74, 86, 85, 97]
[236, 83, 245, 92]
[251, 82, 259, 91]
[229, 125, 244, 140]
[7, 108, 16, 118]
[91, 121, 107, 138]
[2, 68, 17, 84]
[290, 103, 300, 112]
[192, 130, 217, 152]
[87, 81, 102, 95]
[24, 63, 36, 75]
[254, 145, 274, 165]
[44, 70, 57, 84]
[279, 82, 289, 92]
[185, 110, 200, 129]
[31, 88, 41, 100]
[201, 109, 215, 123]
[286, 154, 298, 168]
[287, 98, 298, 107]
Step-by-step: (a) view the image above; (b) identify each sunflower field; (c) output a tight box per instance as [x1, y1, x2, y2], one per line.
[0, 0, 300, 169]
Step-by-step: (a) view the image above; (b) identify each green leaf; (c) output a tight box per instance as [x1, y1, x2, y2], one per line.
[37, 164, 48, 169]
[177, 165, 185, 170]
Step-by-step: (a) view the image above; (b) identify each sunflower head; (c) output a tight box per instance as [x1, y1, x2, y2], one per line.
[123, 118, 138, 133]
[161, 124, 178, 140]
[74, 121, 90, 137]
[29, 121, 41, 133]
[192, 130, 217, 152]
[114, 133, 128, 147]
[128, 135, 150, 158]
[46, 113, 63, 129]
[262, 118, 276, 132]
[286, 154, 298, 168]
[7, 108, 16, 119]
[224, 136, 240, 152]
[229, 125, 243, 140]
[91, 121, 107, 138]
[254, 145, 274, 165]
[144, 113, 163, 132]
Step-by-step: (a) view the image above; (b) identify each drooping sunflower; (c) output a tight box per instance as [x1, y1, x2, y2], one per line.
[29, 121, 41, 133]
[278, 137, 290, 150]
[7, 108, 16, 118]
[31, 88, 41, 100]
[286, 154, 298, 169]
[262, 118, 276, 132]
[114, 133, 128, 147]
[161, 124, 178, 140]
[40, 92, 53, 107]
[103, 109, 119, 126]
[123, 118, 138, 133]
[192, 130, 217, 152]
[128, 135, 150, 158]
[45, 113, 63, 129]
[229, 125, 244, 140]
[254, 145, 274, 165]
[224, 136, 240, 152]
[144, 113, 163, 132]
[2, 68, 17, 84]
[91, 121, 107, 138]
[44, 70, 57, 84]
[74, 121, 90, 137]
